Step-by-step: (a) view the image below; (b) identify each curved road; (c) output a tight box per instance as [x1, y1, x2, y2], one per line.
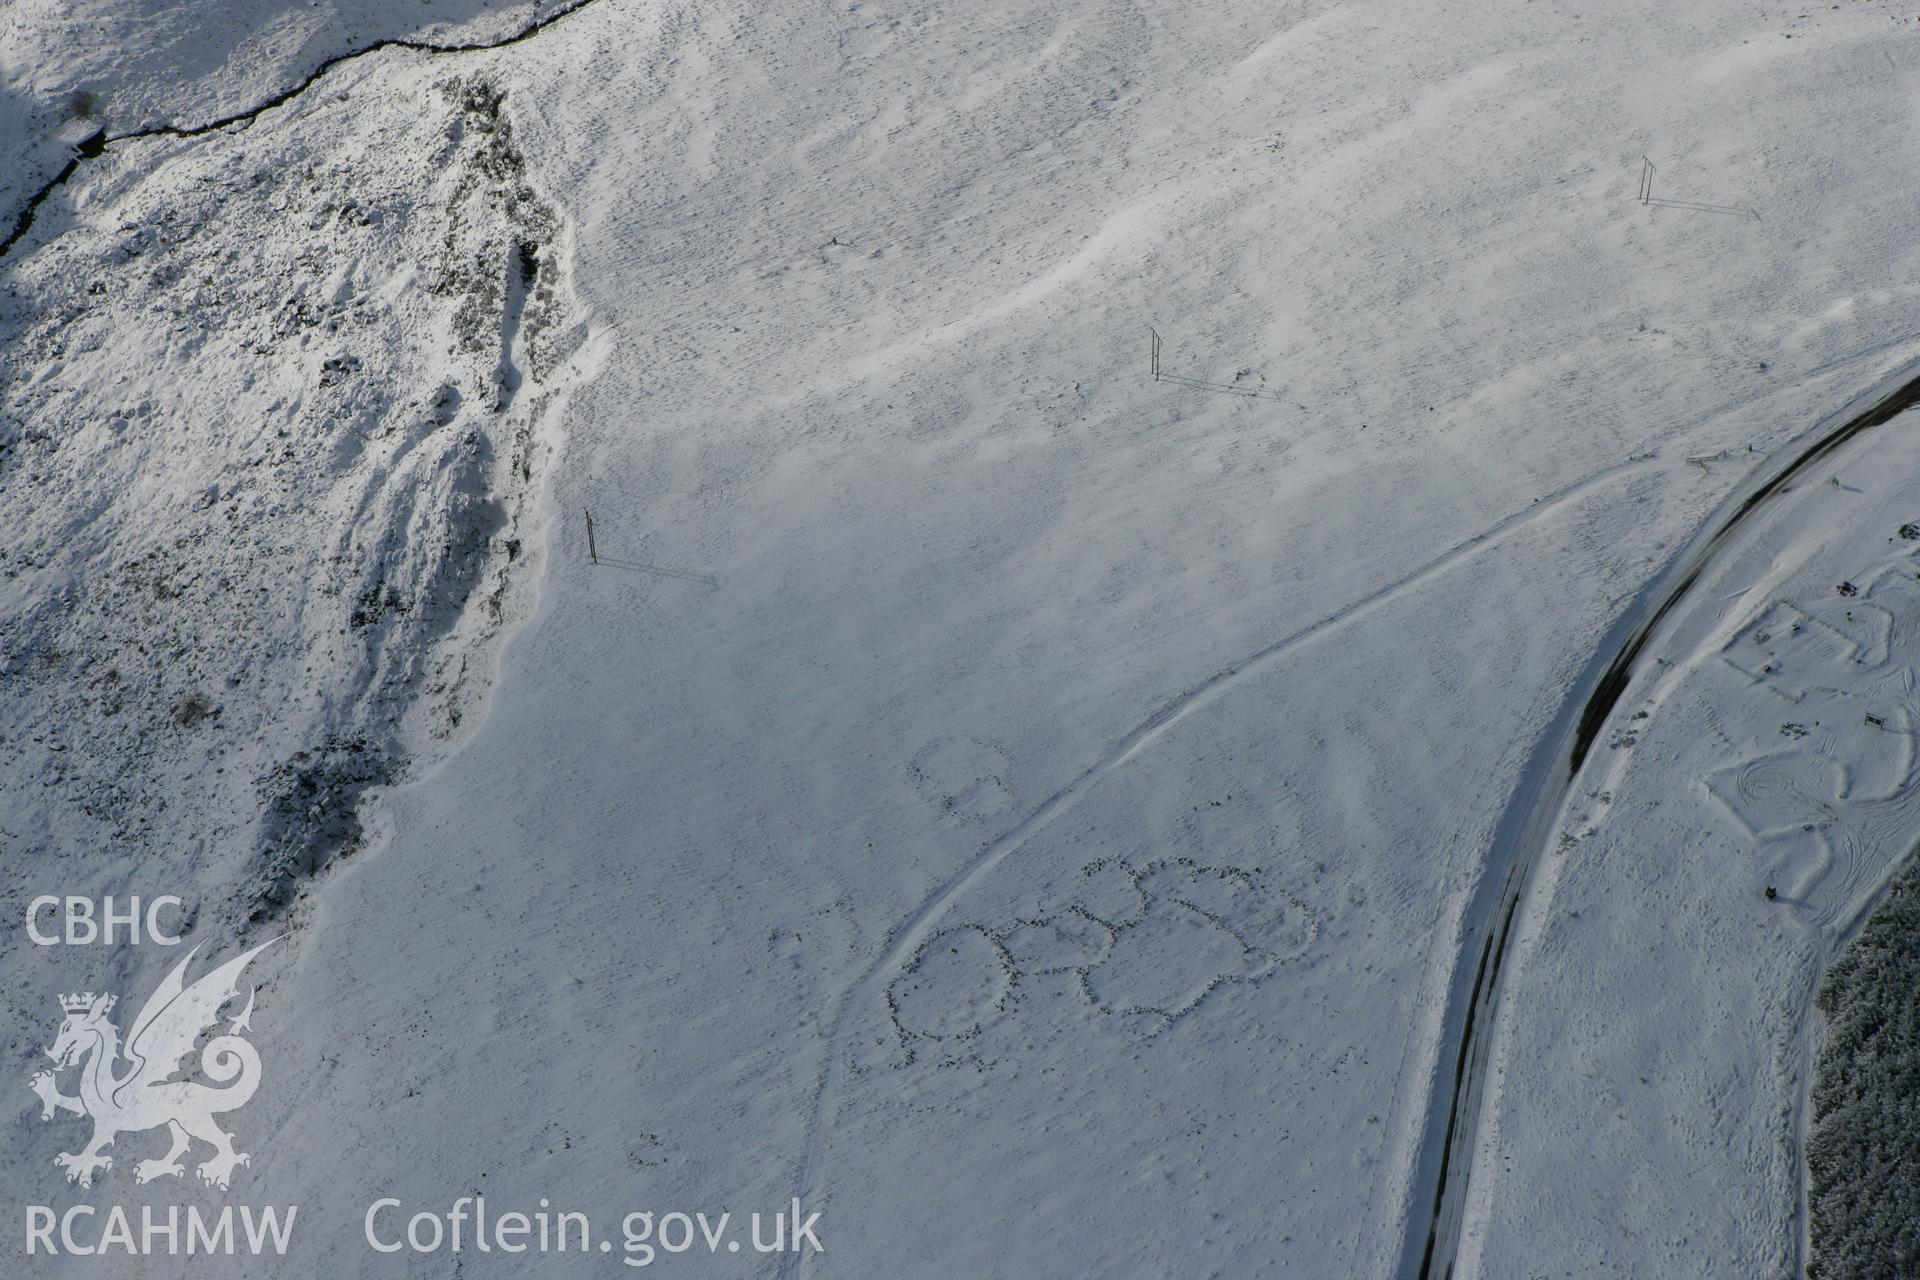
[1404, 359, 1920, 1280]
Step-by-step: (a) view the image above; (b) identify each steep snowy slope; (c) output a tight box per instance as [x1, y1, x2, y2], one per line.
[5, 0, 1920, 1277]
[0, 28, 600, 1178]
[0, 0, 564, 237]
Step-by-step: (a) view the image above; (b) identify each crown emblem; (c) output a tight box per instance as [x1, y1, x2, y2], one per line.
[33, 940, 277, 1193]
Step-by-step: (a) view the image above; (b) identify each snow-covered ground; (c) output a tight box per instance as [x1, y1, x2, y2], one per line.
[1461, 398, 1920, 1279]
[6, 0, 1920, 1275]
[0, 1, 573, 253]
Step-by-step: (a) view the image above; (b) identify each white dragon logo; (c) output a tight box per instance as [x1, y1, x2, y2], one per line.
[26, 940, 277, 1191]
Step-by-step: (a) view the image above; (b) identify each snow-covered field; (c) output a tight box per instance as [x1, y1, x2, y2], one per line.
[6, 1, 1920, 1276]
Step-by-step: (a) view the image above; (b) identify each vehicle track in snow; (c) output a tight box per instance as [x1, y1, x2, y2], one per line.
[1405, 359, 1920, 1280]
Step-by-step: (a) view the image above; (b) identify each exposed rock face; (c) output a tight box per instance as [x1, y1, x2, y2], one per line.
[0, 63, 590, 928]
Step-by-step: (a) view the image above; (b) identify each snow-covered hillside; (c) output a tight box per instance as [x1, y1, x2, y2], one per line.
[6, 1, 1920, 1276]
[1, 0, 567, 234]
[1, 49, 594, 924]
